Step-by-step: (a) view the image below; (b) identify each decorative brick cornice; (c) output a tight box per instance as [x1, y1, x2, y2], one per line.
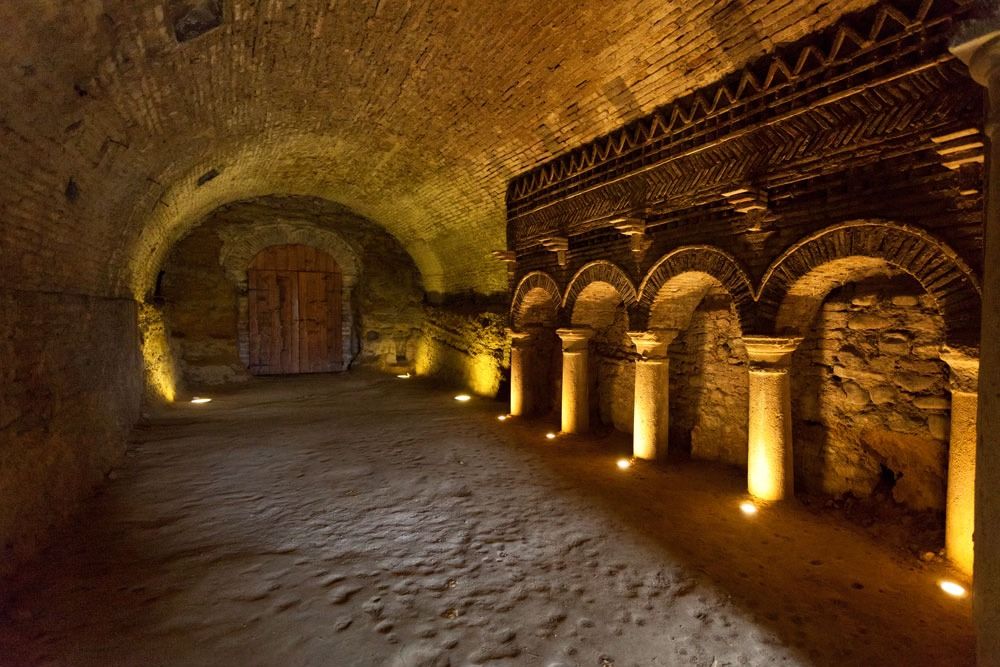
[508, 0, 973, 216]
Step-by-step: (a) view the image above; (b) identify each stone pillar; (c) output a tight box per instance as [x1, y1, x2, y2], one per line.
[628, 329, 679, 460]
[743, 336, 801, 501]
[556, 328, 595, 434]
[942, 350, 981, 578]
[508, 330, 535, 417]
[952, 24, 1000, 663]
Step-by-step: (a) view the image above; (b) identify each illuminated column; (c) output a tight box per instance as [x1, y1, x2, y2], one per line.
[744, 336, 801, 501]
[556, 328, 595, 434]
[508, 330, 534, 417]
[942, 350, 980, 577]
[952, 25, 1000, 661]
[628, 329, 679, 460]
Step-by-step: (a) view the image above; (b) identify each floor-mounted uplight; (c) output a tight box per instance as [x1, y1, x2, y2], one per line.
[545, 432, 557, 440]
[497, 415, 508, 422]
[397, 373, 411, 379]
[739, 500, 758, 516]
[939, 580, 968, 598]
[616, 458, 633, 470]
[190, 397, 212, 404]
[454, 394, 472, 402]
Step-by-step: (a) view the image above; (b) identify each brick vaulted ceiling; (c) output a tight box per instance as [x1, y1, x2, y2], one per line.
[1, 0, 880, 298]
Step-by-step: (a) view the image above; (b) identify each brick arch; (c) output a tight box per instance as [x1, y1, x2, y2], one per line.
[511, 272, 562, 329]
[635, 246, 754, 331]
[562, 261, 637, 324]
[218, 221, 360, 288]
[758, 220, 981, 349]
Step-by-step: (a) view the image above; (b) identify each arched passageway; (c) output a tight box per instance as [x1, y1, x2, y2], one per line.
[560, 262, 638, 435]
[509, 272, 562, 418]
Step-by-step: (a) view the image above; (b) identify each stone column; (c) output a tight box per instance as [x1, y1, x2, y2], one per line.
[508, 330, 535, 417]
[743, 336, 801, 501]
[942, 350, 980, 578]
[628, 329, 679, 460]
[952, 24, 1000, 663]
[556, 328, 595, 434]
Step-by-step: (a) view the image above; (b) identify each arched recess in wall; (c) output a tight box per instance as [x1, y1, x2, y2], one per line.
[510, 271, 562, 416]
[636, 246, 755, 462]
[217, 222, 362, 371]
[636, 246, 754, 331]
[563, 261, 638, 324]
[564, 261, 638, 433]
[758, 220, 982, 569]
[757, 220, 981, 349]
[511, 271, 562, 328]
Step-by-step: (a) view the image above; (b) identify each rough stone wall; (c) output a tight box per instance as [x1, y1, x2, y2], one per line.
[159, 197, 426, 387]
[791, 276, 950, 511]
[590, 305, 635, 433]
[0, 290, 142, 579]
[668, 291, 749, 464]
[415, 302, 508, 397]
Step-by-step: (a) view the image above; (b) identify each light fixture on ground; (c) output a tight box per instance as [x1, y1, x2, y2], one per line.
[396, 372, 411, 379]
[454, 394, 472, 402]
[190, 397, 212, 404]
[545, 432, 557, 440]
[497, 415, 508, 422]
[939, 580, 967, 598]
[740, 500, 758, 516]
[616, 458, 633, 470]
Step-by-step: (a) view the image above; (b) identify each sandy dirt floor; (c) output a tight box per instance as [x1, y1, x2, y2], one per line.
[0, 372, 975, 666]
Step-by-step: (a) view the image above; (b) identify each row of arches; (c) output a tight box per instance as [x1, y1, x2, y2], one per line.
[507, 220, 981, 576]
[513, 221, 980, 346]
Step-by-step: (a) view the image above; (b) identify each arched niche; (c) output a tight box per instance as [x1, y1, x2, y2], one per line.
[563, 261, 638, 433]
[637, 247, 753, 463]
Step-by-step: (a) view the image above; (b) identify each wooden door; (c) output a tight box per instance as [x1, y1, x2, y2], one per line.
[247, 244, 343, 375]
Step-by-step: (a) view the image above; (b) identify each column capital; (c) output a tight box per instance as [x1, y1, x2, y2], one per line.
[951, 20, 1000, 87]
[507, 328, 536, 347]
[743, 335, 802, 370]
[941, 347, 980, 394]
[556, 327, 595, 351]
[627, 329, 679, 359]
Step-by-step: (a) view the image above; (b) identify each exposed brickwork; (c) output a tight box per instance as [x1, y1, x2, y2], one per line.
[510, 272, 561, 329]
[758, 220, 982, 348]
[636, 246, 754, 331]
[0, 0, 880, 301]
[508, 2, 985, 329]
[563, 261, 638, 322]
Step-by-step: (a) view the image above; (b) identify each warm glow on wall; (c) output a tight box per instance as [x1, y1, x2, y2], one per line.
[470, 353, 500, 396]
[413, 336, 502, 398]
[139, 304, 179, 403]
